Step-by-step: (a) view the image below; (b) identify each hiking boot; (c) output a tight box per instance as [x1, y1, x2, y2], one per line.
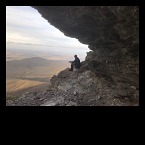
[69, 69, 73, 71]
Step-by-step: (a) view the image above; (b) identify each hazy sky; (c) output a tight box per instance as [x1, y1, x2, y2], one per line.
[6, 6, 90, 61]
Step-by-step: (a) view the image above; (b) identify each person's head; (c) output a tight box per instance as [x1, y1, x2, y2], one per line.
[74, 55, 77, 58]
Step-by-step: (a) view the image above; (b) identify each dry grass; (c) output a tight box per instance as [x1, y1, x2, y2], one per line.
[6, 79, 47, 93]
[6, 57, 69, 101]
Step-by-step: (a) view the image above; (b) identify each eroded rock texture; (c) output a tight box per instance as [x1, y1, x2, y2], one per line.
[7, 6, 138, 106]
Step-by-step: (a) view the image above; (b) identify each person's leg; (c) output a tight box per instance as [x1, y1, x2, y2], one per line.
[69, 62, 74, 71]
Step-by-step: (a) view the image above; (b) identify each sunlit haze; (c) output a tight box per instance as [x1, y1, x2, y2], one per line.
[6, 6, 90, 61]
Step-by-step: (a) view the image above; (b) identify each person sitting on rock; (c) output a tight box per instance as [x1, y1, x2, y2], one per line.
[69, 55, 81, 71]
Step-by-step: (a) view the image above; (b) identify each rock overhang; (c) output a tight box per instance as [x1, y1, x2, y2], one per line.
[31, 6, 139, 53]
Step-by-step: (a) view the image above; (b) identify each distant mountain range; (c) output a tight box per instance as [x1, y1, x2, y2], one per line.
[6, 57, 69, 78]
[7, 57, 68, 66]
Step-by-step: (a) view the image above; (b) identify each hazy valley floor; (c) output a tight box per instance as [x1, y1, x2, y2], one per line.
[6, 57, 69, 101]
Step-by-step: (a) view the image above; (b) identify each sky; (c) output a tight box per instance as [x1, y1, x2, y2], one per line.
[6, 6, 90, 61]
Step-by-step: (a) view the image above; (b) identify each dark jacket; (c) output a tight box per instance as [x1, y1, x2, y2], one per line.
[73, 57, 81, 69]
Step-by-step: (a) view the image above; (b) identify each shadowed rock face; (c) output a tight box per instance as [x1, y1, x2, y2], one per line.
[16, 6, 138, 106]
[32, 6, 138, 50]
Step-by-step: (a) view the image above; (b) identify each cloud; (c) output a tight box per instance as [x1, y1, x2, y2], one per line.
[6, 6, 90, 60]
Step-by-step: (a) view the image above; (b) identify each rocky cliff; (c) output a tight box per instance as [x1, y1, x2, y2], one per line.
[6, 6, 139, 106]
